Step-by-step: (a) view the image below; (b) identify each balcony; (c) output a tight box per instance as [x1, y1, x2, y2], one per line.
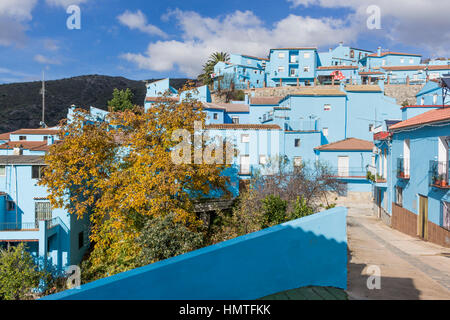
[397, 158, 410, 180]
[429, 161, 450, 189]
[0, 222, 38, 231]
[330, 167, 368, 179]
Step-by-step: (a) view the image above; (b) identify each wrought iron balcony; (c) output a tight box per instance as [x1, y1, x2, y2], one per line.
[429, 160, 450, 189]
[397, 158, 410, 179]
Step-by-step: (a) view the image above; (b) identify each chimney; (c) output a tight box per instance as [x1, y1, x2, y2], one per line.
[329, 48, 332, 53]
[47, 135, 54, 146]
[377, 47, 382, 57]
[13, 145, 23, 155]
[339, 42, 343, 47]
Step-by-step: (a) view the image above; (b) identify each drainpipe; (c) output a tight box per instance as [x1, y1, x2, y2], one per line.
[13, 165, 17, 226]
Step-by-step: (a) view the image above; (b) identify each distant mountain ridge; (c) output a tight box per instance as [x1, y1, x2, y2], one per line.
[0, 75, 192, 133]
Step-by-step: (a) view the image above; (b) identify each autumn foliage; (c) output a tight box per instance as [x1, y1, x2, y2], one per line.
[39, 85, 232, 278]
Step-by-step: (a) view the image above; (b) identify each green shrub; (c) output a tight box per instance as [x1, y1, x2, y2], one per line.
[0, 243, 47, 300]
[137, 213, 204, 264]
[290, 196, 314, 220]
[262, 195, 288, 227]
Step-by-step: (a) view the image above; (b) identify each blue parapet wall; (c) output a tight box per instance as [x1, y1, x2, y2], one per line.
[42, 207, 348, 300]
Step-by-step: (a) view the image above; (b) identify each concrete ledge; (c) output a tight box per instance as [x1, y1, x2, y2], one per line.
[42, 207, 348, 300]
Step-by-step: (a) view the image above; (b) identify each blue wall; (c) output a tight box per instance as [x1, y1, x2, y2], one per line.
[42, 207, 348, 300]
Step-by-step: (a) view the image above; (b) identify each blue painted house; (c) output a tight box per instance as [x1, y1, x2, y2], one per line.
[0, 128, 90, 272]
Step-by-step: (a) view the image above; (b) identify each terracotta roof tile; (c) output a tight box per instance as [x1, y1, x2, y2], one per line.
[368, 52, 421, 58]
[241, 54, 269, 61]
[317, 66, 358, 70]
[145, 96, 179, 102]
[0, 141, 48, 151]
[374, 132, 391, 141]
[389, 107, 450, 130]
[359, 71, 385, 75]
[382, 65, 425, 71]
[315, 138, 374, 151]
[12, 128, 59, 135]
[206, 124, 281, 130]
[0, 132, 11, 140]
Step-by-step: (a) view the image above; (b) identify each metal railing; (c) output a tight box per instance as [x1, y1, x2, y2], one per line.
[429, 160, 450, 188]
[285, 120, 317, 131]
[0, 222, 37, 232]
[397, 158, 410, 179]
[329, 167, 368, 178]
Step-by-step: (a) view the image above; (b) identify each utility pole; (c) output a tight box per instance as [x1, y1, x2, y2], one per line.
[40, 71, 46, 128]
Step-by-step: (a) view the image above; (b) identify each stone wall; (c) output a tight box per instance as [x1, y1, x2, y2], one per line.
[384, 84, 425, 105]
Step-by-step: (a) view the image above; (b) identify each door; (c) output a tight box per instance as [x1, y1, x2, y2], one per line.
[338, 156, 349, 177]
[240, 155, 250, 175]
[418, 195, 428, 239]
[377, 189, 382, 219]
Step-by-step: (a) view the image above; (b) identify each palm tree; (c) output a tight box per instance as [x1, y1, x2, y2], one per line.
[198, 52, 230, 86]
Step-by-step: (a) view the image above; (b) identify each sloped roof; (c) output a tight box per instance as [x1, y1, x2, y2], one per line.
[0, 141, 49, 151]
[374, 132, 391, 141]
[315, 138, 374, 151]
[12, 128, 59, 135]
[382, 65, 425, 71]
[0, 155, 45, 165]
[206, 124, 281, 130]
[368, 52, 421, 58]
[289, 88, 346, 97]
[0, 132, 11, 140]
[271, 47, 317, 51]
[241, 54, 269, 61]
[400, 105, 447, 110]
[345, 85, 382, 92]
[389, 107, 450, 130]
[145, 96, 179, 102]
[317, 66, 358, 70]
[359, 71, 385, 75]
[203, 102, 249, 113]
[250, 97, 283, 105]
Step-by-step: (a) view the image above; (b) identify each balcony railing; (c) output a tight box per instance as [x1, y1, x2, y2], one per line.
[397, 158, 410, 179]
[0, 222, 38, 232]
[329, 167, 368, 178]
[429, 160, 450, 189]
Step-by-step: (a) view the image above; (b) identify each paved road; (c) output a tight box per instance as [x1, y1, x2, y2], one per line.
[346, 204, 450, 300]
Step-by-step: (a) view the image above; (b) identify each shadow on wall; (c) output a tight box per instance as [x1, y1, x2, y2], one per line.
[42, 207, 348, 300]
[347, 250, 421, 300]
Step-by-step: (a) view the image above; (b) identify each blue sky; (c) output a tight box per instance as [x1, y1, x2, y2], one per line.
[0, 0, 448, 84]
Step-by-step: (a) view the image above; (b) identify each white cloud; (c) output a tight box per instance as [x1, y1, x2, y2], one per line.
[287, 0, 450, 55]
[121, 9, 357, 77]
[43, 39, 60, 51]
[34, 54, 61, 65]
[45, 0, 89, 7]
[0, 0, 37, 46]
[118, 10, 167, 38]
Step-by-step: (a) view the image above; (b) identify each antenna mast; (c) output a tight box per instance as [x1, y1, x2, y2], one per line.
[40, 71, 46, 128]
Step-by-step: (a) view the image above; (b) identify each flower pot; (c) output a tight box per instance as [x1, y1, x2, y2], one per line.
[443, 180, 448, 187]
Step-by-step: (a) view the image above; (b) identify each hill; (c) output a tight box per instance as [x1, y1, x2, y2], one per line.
[0, 75, 191, 133]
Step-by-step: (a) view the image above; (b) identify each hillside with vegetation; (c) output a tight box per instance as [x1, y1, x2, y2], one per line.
[0, 75, 191, 133]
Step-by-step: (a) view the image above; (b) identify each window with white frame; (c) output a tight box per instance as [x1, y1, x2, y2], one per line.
[369, 124, 374, 132]
[433, 94, 438, 104]
[240, 155, 250, 174]
[278, 53, 285, 59]
[395, 186, 403, 206]
[304, 66, 310, 72]
[278, 66, 285, 73]
[303, 53, 311, 59]
[409, 58, 414, 64]
[0, 165, 5, 177]
[290, 55, 297, 63]
[232, 117, 240, 124]
[259, 155, 267, 165]
[324, 104, 331, 111]
[382, 60, 386, 66]
[6, 200, 15, 212]
[400, 58, 404, 63]
[323, 127, 329, 137]
[241, 134, 250, 143]
[290, 68, 296, 76]
[443, 201, 450, 231]
[294, 139, 301, 147]
[421, 97, 425, 105]
[213, 113, 218, 120]
[247, 59, 252, 65]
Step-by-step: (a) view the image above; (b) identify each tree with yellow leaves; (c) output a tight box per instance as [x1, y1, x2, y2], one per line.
[40, 86, 232, 280]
